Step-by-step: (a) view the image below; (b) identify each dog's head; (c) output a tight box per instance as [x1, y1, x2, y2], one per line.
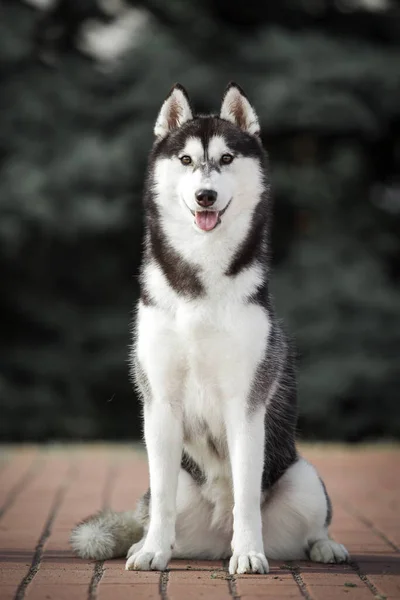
[149, 83, 266, 234]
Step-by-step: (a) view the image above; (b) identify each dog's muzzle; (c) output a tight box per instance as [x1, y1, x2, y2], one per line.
[183, 193, 232, 233]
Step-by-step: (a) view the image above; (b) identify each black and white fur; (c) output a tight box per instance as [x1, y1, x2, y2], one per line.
[70, 83, 349, 574]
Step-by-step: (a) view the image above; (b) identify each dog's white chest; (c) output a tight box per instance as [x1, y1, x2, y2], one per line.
[178, 299, 268, 406]
[137, 295, 269, 411]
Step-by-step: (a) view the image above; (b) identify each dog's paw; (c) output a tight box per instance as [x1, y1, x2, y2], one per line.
[127, 538, 145, 559]
[309, 540, 349, 564]
[229, 552, 269, 575]
[125, 547, 171, 571]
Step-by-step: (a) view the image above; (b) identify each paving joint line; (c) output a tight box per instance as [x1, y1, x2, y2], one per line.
[336, 494, 399, 553]
[159, 570, 169, 600]
[13, 459, 77, 600]
[175, 566, 226, 572]
[349, 560, 380, 597]
[222, 559, 240, 599]
[0, 455, 43, 520]
[347, 506, 399, 553]
[87, 459, 119, 600]
[287, 562, 313, 600]
[88, 561, 105, 600]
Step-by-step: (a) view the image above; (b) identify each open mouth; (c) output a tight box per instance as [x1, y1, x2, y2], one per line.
[194, 211, 220, 231]
[191, 200, 232, 233]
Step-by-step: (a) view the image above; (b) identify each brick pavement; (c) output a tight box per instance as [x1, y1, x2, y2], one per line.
[0, 444, 398, 599]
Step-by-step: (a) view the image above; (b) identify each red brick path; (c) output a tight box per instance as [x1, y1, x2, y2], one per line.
[0, 445, 398, 599]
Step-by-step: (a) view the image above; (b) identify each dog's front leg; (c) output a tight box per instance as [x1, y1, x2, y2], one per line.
[126, 400, 182, 571]
[226, 404, 269, 575]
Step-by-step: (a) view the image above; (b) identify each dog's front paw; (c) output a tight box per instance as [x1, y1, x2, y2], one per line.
[229, 552, 269, 575]
[127, 538, 145, 559]
[125, 547, 171, 571]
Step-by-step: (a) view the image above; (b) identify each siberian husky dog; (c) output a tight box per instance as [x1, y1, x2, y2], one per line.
[71, 83, 349, 574]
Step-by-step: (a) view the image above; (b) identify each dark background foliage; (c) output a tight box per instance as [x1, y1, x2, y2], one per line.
[1, 0, 399, 442]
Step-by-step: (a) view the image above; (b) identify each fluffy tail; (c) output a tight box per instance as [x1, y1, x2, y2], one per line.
[70, 509, 144, 560]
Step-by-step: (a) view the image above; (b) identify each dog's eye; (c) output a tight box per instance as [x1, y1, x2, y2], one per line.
[180, 155, 192, 166]
[220, 154, 234, 165]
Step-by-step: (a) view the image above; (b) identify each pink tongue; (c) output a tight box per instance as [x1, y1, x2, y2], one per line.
[195, 211, 219, 231]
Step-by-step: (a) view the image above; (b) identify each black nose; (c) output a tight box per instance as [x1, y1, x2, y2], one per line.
[195, 189, 217, 207]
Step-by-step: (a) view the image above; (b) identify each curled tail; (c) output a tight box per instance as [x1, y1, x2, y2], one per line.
[70, 509, 144, 560]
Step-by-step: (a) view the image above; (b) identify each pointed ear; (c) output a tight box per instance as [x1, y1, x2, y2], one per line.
[220, 82, 260, 136]
[154, 84, 193, 139]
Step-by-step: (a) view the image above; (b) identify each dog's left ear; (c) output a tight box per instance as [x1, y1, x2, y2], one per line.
[154, 83, 193, 139]
[220, 82, 260, 136]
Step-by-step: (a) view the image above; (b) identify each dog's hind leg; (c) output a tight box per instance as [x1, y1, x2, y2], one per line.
[262, 457, 349, 563]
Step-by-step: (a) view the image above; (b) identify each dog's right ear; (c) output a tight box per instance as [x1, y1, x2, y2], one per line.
[154, 84, 193, 139]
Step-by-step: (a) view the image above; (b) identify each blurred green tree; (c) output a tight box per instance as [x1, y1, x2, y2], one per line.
[0, 0, 399, 441]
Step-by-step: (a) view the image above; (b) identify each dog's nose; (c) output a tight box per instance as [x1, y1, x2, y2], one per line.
[195, 189, 217, 208]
